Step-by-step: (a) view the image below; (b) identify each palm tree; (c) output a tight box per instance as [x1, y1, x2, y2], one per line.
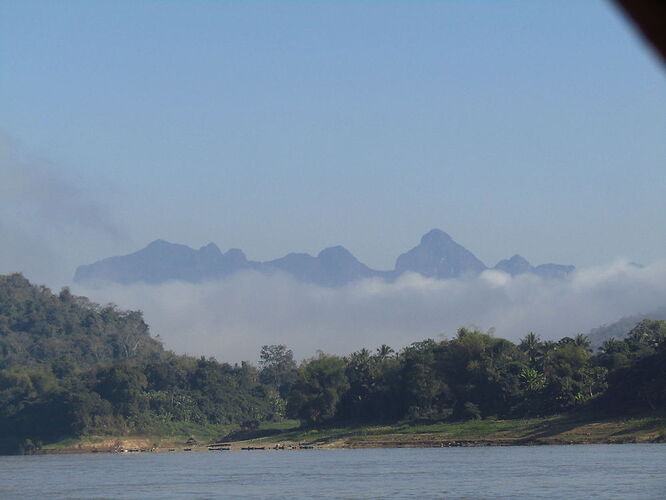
[573, 333, 592, 352]
[375, 344, 394, 360]
[519, 332, 543, 368]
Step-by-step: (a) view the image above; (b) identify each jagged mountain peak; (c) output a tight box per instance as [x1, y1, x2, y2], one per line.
[199, 242, 222, 254]
[318, 246, 356, 261]
[148, 238, 170, 247]
[223, 247, 246, 259]
[507, 254, 529, 263]
[420, 228, 453, 245]
[144, 239, 179, 250]
[141, 239, 195, 256]
[395, 230, 487, 279]
[74, 230, 575, 286]
[494, 254, 532, 275]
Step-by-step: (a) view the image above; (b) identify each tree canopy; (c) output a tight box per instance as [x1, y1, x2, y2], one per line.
[1, 273, 665, 453]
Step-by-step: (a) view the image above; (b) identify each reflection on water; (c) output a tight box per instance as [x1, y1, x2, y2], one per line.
[1, 444, 665, 499]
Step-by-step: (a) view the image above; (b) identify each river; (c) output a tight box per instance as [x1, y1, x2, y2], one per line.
[1, 444, 665, 499]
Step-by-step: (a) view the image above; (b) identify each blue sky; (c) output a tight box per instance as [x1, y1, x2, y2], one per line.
[1, 0, 664, 285]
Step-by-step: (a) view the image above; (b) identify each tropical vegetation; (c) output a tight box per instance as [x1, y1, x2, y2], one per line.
[1, 273, 664, 454]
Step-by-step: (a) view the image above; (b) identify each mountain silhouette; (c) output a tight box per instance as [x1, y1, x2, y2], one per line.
[74, 229, 575, 287]
[494, 254, 574, 280]
[394, 229, 487, 279]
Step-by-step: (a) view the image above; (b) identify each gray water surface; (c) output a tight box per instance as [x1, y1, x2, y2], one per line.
[1, 444, 665, 499]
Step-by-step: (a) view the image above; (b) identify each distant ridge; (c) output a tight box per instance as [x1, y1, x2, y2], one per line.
[586, 307, 666, 349]
[74, 229, 575, 287]
[74, 240, 256, 285]
[494, 254, 574, 280]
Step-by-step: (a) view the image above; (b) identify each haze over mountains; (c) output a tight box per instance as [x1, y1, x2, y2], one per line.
[586, 306, 666, 349]
[74, 229, 574, 287]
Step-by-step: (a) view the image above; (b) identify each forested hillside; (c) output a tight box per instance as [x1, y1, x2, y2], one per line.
[1, 273, 664, 454]
[0, 274, 276, 453]
[0, 273, 163, 370]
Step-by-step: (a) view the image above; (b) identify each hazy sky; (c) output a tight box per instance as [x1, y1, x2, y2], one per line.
[1, 0, 665, 287]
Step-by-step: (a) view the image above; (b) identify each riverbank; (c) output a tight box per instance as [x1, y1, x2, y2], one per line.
[227, 412, 666, 449]
[37, 412, 665, 455]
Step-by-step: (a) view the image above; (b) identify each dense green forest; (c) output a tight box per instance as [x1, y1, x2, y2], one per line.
[1, 273, 665, 454]
[0, 274, 276, 453]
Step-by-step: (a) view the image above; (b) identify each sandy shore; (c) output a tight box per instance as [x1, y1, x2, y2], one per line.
[42, 434, 664, 455]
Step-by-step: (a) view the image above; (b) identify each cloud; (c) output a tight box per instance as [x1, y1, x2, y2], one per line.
[73, 259, 666, 363]
[0, 133, 126, 284]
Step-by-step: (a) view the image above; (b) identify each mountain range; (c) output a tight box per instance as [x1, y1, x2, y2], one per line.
[73, 229, 575, 287]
